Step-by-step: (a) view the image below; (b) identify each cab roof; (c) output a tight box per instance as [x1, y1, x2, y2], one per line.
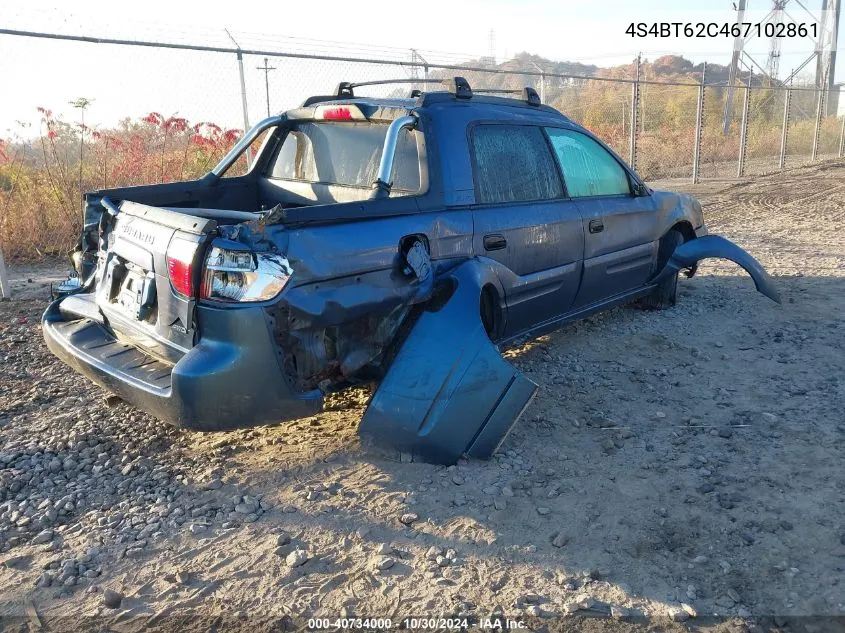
[289, 76, 571, 123]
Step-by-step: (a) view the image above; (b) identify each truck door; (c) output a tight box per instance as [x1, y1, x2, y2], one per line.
[470, 124, 585, 336]
[544, 127, 657, 308]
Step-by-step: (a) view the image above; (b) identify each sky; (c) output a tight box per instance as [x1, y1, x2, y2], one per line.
[1, 0, 841, 135]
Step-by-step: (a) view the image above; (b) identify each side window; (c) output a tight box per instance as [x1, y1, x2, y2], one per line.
[471, 125, 562, 204]
[545, 128, 631, 198]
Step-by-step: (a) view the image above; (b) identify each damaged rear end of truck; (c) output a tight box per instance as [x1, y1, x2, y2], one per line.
[43, 91, 539, 464]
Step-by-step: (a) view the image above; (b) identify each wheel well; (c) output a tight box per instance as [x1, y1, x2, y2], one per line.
[480, 284, 502, 340]
[669, 221, 696, 243]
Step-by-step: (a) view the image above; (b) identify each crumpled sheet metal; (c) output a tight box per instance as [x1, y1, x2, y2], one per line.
[652, 234, 781, 304]
[360, 261, 538, 465]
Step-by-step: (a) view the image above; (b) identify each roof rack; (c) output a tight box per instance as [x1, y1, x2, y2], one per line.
[319, 76, 542, 106]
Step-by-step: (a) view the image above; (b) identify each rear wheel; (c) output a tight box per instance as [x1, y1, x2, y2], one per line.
[640, 229, 684, 310]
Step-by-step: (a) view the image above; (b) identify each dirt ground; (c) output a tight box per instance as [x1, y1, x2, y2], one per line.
[1, 161, 844, 632]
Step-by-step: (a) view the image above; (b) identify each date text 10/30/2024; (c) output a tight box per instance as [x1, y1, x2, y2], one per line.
[626, 22, 817, 38]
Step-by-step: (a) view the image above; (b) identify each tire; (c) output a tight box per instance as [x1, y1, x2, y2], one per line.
[640, 229, 684, 310]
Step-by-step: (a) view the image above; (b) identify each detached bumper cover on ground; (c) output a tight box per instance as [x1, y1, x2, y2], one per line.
[360, 261, 539, 464]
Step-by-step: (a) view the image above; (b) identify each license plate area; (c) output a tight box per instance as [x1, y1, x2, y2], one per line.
[100, 256, 157, 321]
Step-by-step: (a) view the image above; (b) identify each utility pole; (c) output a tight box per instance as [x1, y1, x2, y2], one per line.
[256, 57, 276, 117]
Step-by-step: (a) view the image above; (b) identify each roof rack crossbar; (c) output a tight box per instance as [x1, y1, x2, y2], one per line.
[325, 76, 541, 106]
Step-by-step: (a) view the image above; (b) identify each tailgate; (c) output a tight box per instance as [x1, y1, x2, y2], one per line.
[91, 200, 216, 361]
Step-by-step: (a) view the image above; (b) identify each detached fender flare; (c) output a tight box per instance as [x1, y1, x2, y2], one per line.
[650, 234, 780, 304]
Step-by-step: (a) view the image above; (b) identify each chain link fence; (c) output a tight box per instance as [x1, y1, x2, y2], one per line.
[1, 28, 844, 260]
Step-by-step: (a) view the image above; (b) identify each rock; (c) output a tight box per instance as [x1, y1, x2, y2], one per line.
[286, 549, 308, 567]
[103, 588, 123, 609]
[103, 395, 123, 408]
[399, 513, 418, 525]
[275, 532, 291, 547]
[493, 499, 507, 511]
[536, 507, 550, 516]
[175, 571, 190, 584]
[610, 605, 630, 620]
[670, 607, 689, 622]
[552, 533, 570, 548]
[274, 545, 292, 557]
[718, 427, 733, 439]
[32, 529, 54, 545]
[573, 594, 595, 610]
[740, 531, 755, 545]
[681, 603, 698, 618]
[189, 524, 207, 536]
[501, 486, 514, 497]
[374, 556, 395, 570]
[35, 572, 53, 588]
[425, 546, 440, 561]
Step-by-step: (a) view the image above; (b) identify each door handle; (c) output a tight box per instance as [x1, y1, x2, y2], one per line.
[589, 219, 604, 234]
[483, 234, 507, 251]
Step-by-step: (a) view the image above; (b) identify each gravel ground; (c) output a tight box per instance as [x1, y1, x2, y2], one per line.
[1, 161, 844, 632]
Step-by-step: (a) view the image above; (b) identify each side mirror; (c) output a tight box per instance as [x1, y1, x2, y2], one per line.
[632, 181, 650, 197]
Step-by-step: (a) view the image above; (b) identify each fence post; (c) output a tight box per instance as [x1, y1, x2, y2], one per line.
[0, 247, 10, 300]
[225, 30, 253, 166]
[811, 87, 824, 161]
[737, 72, 751, 178]
[692, 64, 706, 184]
[779, 88, 791, 169]
[839, 115, 845, 159]
[629, 54, 640, 170]
[235, 50, 252, 166]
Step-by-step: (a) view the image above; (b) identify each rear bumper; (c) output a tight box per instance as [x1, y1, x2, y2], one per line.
[42, 296, 322, 430]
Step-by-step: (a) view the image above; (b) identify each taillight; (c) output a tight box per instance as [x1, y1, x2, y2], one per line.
[166, 237, 198, 297]
[200, 244, 292, 303]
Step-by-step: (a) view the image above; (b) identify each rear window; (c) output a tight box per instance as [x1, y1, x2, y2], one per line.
[471, 125, 563, 204]
[268, 122, 421, 192]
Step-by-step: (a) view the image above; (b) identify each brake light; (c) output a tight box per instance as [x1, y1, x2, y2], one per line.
[166, 237, 198, 297]
[314, 104, 366, 121]
[322, 107, 353, 120]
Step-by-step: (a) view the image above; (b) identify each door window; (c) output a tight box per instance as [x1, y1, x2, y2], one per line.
[545, 128, 630, 198]
[471, 125, 563, 204]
